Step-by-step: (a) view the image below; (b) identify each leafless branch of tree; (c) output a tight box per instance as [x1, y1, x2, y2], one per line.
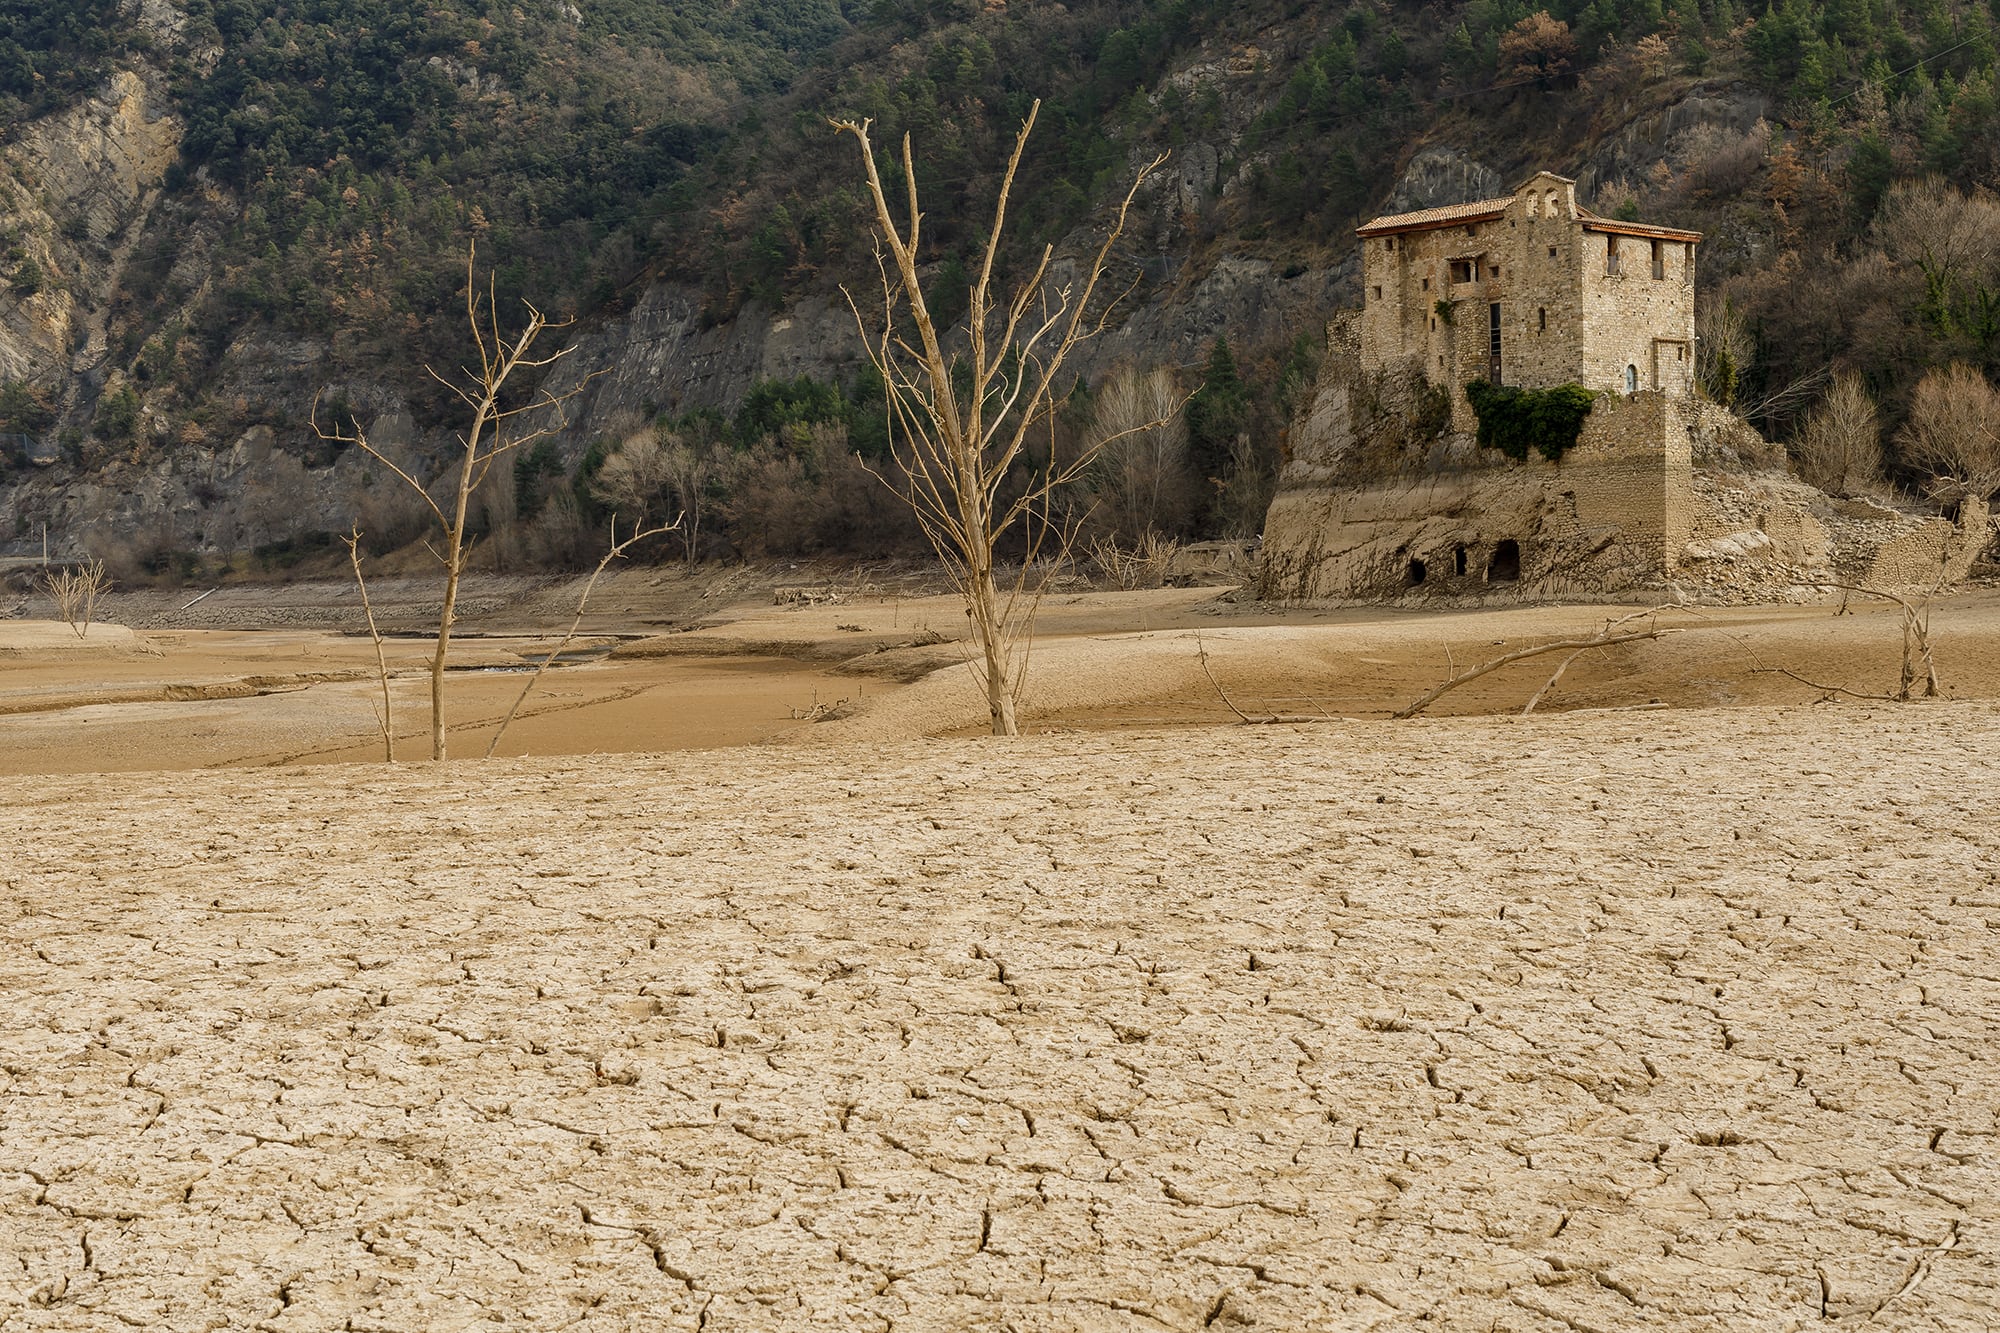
[832, 103, 1169, 735]
[483, 512, 681, 758]
[342, 526, 396, 762]
[315, 243, 598, 760]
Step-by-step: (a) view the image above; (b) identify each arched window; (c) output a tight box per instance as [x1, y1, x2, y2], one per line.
[1624, 364, 1638, 394]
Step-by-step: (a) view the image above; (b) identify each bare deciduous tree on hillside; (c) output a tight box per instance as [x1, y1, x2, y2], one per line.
[316, 246, 590, 761]
[1794, 371, 1884, 498]
[831, 102, 1169, 736]
[1089, 365, 1194, 542]
[1899, 363, 2000, 504]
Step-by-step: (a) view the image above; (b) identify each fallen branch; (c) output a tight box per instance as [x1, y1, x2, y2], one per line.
[484, 513, 679, 758]
[1395, 610, 1681, 719]
[1193, 632, 1334, 725]
[1749, 664, 1898, 703]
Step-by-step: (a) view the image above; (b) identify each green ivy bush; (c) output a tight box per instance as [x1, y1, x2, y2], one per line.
[1463, 380, 1596, 463]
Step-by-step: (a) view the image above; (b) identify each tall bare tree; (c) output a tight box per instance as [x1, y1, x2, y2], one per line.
[832, 102, 1168, 735]
[317, 246, 588, 760]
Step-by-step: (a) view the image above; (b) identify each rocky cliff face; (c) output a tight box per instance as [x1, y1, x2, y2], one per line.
[0, 66, 183, 406]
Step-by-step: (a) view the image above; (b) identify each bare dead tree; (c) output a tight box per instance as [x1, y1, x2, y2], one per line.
[1898, 363, 2000, 504]
[832, 102, 1169, 735]
[341, 526, 397, 763]
[484, 512, 680, 758]
[1394, 609, 1685, 719]
[1749, 580, 1943, 702]
[315, 245, 591, 760]
[38, 558, 109, 639]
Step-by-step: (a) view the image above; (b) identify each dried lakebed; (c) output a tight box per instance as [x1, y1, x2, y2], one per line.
[2, 705, 1997, 1330]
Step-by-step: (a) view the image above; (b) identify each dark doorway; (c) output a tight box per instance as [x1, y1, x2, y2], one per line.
[1489, 539, 1521, 582]
[1405, 558, 1428, 587]
[1453, 544, 1469, 577]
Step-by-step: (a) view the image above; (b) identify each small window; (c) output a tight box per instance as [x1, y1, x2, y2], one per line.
[1430, 316, 1436, 330]
[1372, 285, 1382, 299]
[1466, 223, 1478, 237]
[1606, 235, 1620, 276]
[1651, 239, 1664, 279]
[1453, 544, 1469, 577]
[1491, 264, 1501, 275]
[1537, 307, 1547, 331]
[1421, 277, 1430, 291]
[1439, 356, 1445, 367]
[1624, 364, 1638, 393]
[1489, 540, 1521, 583]
[1385, 237, 1395, 251]
[1450, 259, 1475, 284]
[1547, 246, 1557, 258]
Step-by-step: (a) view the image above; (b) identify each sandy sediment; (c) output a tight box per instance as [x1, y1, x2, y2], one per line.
[3, 706, 1997, 1329]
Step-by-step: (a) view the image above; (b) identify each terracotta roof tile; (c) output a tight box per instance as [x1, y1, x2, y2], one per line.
[1355, 196, 1513, 236]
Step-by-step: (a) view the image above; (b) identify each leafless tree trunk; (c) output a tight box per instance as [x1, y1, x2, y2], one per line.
[832, 103, 1168, 735]
[316, 245, 590, 760]
[342, 526, 396, 763]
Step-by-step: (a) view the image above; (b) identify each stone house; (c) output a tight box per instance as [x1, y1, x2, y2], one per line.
[1255, 172, 1989, 602]
[1355, 171, 1700, 428]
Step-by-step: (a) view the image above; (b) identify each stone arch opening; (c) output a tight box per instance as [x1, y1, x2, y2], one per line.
[1624, 364, 1638, 393]
[1489, 540, 1521, 582]
[1405, 557, 1428, 587]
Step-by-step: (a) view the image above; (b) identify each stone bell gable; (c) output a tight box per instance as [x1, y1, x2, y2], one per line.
[1354, 172, 1700, 430]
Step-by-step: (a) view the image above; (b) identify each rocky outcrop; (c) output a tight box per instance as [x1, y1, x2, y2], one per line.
[0, 66, 184, 393]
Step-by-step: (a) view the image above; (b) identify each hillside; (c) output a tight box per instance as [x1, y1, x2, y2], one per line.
[2, 0, 1998, 573]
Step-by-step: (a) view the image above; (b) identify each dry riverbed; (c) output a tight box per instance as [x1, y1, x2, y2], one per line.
[2, 707, 1997, 1329]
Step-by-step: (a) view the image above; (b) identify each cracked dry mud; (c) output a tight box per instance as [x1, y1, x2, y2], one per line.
[3, 705, 1997, 1331]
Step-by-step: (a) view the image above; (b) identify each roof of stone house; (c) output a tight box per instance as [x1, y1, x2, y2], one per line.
[1354, 196, 1513, 237]
[1354, 194, 1702, 242]
[1574, 207, 1702, 243]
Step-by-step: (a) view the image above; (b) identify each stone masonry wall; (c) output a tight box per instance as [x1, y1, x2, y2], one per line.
[1579, 232, 1697, 397]
[1258, 393, 1689, 601]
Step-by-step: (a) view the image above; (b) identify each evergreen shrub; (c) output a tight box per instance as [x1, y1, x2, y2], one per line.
[1464, 380, 1596, 462]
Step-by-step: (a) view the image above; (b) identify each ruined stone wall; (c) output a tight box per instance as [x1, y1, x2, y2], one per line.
[1259, 394, 1689, 601]
[1564, 390, 1694, 565]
